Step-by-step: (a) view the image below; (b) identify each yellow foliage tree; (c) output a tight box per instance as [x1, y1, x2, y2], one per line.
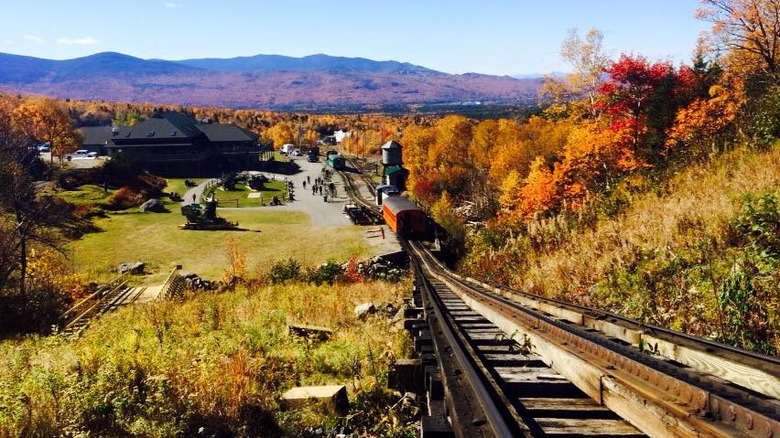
[263, 122, 295, 149]
[666, 85, 741, 151]
[12, 97, 82, 164]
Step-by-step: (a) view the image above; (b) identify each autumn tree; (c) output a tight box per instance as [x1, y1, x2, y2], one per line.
[560, 28, 610, 115]
[11, 97, 82, 164]
[263, 121, 295, 149]
[697, 0, 780, 77]
[666, 85, 740, 153]
[0, 113, 83, 299]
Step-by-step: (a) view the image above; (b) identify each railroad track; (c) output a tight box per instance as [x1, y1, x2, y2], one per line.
[57, 274, 146, 336]
[405, 240, 779, 438]
[336, 159, 383, 225]
[335, 166, 778, 437]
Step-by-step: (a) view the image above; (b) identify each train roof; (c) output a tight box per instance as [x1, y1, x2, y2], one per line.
[382, 195, 422, 214]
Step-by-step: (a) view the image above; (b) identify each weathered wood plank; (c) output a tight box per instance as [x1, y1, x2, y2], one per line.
[536, 418, 643, 436]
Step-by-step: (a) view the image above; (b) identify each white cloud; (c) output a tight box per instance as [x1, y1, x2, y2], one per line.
[57, 36, 98, 45]
[23, 35, 44, 45]
[3, 40, 15, 45]
[163, 2, 182, 8]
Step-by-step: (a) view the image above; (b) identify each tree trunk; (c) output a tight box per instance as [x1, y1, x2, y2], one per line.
[16, 210, 27, 296]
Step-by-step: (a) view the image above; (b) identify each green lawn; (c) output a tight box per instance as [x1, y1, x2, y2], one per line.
[205, 180, 289, 207]
[56, 184, 114, 206]
[67, 208, 370, 285]
[164, 178, 205, 199]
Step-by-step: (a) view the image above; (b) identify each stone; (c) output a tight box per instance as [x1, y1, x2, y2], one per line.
[354, 303, 376, 320]
[288, 323, 332, 342]
[118, 262, 145, 275]
[281, 385, 348, 414]
[380, 302, 398, 318]
[139, 198, 165, 213]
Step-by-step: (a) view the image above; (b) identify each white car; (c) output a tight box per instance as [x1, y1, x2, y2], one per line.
[67, 150, 90, 160]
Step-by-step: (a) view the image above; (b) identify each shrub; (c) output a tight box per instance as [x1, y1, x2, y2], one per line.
[106, 186, 143, 210]
[306, 260, 344, 286]
[268, 258, 301, 284]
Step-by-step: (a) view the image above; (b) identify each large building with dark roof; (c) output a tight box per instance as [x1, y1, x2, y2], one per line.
[79, 112, 261, 176]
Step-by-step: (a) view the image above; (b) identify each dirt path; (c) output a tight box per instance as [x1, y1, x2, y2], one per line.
[182, 178, 218, 205]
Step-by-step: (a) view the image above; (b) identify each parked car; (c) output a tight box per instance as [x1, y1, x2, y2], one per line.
[86, 152, 98, 158]
[67, 149, 89, 160]
[37, 143, 50, 153]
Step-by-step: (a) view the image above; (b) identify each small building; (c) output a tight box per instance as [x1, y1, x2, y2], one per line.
[334, 130, 350, 143]
[99, 112, 260, 176]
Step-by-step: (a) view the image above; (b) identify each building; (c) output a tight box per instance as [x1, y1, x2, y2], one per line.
[380, 140, 408, 191]
[84, 112, 261, 176]
[333, 130, 351, 143]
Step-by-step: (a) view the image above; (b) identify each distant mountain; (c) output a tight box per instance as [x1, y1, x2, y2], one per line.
[177, 53, 434, 74]
[0, 51, 544, 111]
[0, 52, 199, 84]
[512, 72, 568, 79]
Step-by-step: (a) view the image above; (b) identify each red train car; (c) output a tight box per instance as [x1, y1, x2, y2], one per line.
[382, 195, 426, 236]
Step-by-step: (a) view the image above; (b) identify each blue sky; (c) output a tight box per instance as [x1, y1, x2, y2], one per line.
[0, 0, 711, 75]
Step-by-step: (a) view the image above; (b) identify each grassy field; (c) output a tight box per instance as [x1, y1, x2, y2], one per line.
[55, 184, 114, 206]
[164, 177, 205, 200]
[206, 180, 288, 208]
[68, 207, 371, 284]
[0, 280, 415, 437]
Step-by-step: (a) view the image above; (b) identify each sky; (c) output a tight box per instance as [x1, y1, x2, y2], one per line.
[0, 0, 712, 76]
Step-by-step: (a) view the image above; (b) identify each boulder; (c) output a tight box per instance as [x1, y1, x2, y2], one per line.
[118, 262, 145, 275]
[354, 303, 376, 320]
[139, 198, 165, 213]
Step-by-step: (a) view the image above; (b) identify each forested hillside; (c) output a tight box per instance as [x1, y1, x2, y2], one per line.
[395, 1, 780, 354]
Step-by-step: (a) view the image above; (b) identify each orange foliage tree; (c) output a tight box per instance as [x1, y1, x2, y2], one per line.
[11, 97, 82, 164]
[666, 85, 741, 152]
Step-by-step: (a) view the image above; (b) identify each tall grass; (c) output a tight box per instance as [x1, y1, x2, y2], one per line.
[0, 279, 413, 437]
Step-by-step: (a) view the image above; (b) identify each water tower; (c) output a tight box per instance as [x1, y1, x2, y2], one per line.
[381, 140, 402, 166]
[381, 140, 407, 191]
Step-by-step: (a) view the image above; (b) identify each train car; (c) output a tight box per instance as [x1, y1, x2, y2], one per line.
[326, 154, 346, 170]
[382, 195, 426, 236]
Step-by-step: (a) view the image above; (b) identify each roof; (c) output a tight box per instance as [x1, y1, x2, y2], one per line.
[111, 115, 199, 142]
[381, 140, 402, 150]
[97, 112, 259, 148]
[79, 126, 113, 146]
[384, 164, 407, 175]
[197, 124, 259, 143]
[382, 195, 421, 215]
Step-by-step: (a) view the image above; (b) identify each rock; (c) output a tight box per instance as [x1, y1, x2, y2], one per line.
[288, 323, 333, 342]
[139, 198, 165, 213]
[380, 302, 398, 318]
[281, 385, 349, 415]
[354, 303, 376, 320]
[118, 262, 145, 275]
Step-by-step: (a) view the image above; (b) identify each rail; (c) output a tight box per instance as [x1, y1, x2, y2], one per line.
[408, 241, 779, 438]
[158, 266, 185, 300]
[57, 272, 130, 335]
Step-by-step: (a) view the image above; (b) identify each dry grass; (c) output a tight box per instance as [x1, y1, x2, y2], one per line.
[517, 145, 780, 301]
[0, 279, 414, 437]
[462, 144, 780, 350]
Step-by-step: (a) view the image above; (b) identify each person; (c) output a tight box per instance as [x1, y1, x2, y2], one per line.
[192, 193, 196, 203]
[303, 181, 307, 190]
[307, 175, 311, 183]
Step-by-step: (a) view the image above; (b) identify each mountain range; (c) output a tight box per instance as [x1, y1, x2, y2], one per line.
[0, 52, 544, 111]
